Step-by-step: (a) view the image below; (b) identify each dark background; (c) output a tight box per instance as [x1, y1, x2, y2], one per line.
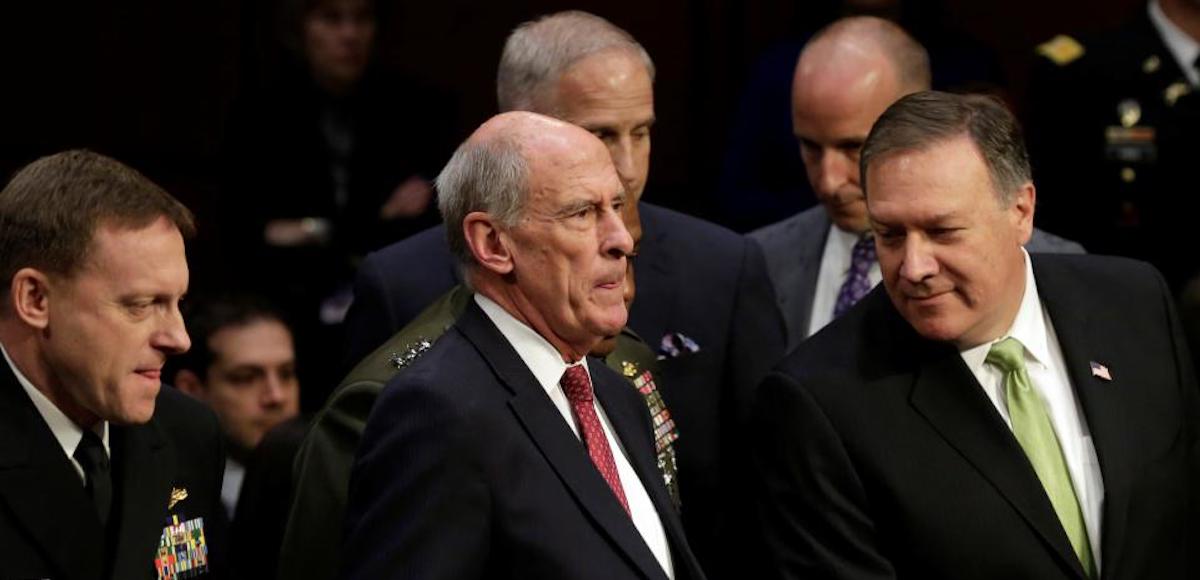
[0, 0, 1142, 287]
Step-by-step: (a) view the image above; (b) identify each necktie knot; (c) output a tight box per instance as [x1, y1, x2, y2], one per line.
[74, 430, 109, 474]
[986, 337, 1026, 376]
[850, 234, 877, 269]
[834, 234, 877, 318]
[561, 364, 594, 405]
[987, 335, 1095, 576]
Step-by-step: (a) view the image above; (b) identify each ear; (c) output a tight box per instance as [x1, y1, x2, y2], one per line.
[464, 211, 515, 276]
[1011, 182, 1036, 245]
[10, 268, 52, 330]
[173, 369, 207, 400]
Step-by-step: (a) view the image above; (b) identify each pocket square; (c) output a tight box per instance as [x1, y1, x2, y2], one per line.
[658, 332, 700, 359]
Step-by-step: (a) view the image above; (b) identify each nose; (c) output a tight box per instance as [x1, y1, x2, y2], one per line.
[601, 203, 635, 259]
[261, 373, 289, 407]
[815, 149, 853, 198]
[156, 305, 191, 355]
[898, 235, 939, 283]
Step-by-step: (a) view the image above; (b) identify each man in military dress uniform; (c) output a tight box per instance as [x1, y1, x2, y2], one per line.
[278, 199, 682, 580]
[0, 150, 227, 580]
[1027, 0, 1200, 291]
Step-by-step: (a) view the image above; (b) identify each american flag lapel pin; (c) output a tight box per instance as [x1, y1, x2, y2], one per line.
[1089, 361, 1112, 381]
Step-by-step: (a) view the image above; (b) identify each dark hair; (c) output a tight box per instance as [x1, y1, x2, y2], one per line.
[275, 0, 377, 59]
[0, 149, 195, 302]
[860, 91, 1031, 205]
[166, 293, 289, 382]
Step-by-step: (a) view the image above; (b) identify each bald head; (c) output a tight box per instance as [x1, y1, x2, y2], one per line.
[798, 17, 929, 97]
[792, 17, 929, 233]
[437, 111, 618, 267]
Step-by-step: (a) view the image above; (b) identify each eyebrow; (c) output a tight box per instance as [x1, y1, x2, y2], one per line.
[580, 115, 657, 132]
[870, 211, 962, 228]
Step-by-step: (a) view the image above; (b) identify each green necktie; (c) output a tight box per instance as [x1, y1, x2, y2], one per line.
[987, 337, 1095, 577]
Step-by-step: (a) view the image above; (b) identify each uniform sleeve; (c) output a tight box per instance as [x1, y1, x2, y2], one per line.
[278, 381, 380, 580]
[341, 255, 401, 370]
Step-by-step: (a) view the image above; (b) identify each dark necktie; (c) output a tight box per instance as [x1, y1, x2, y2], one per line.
[561, 364, 630, 515]
[74, 430, 112, 528]
[833, 234, 877, 318]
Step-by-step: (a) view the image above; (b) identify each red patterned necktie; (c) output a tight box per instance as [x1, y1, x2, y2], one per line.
[561, 364, 631, 515]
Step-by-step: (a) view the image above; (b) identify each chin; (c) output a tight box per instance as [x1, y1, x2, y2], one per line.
[905, 316, 964, 344]
[594, 306, 628, 332]
[119, 383, 162, 424]
[117, 402, 158, 425]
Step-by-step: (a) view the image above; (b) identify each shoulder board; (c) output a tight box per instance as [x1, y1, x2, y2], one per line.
[1037, 35, 1085, 66]
[389, 337, 435, 370]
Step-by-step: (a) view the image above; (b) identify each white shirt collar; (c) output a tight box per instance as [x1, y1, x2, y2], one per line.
[830, 222, 867, 252]
[1150, 0, 1200, 86]
[474, 294, 589, 397]
[0, 341, 110, 462]
[960, 249, 1050, 373]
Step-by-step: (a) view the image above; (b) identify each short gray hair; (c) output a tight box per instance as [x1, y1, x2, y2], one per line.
[436, 136, 530, 266]
[497, 10, 655, 112]
[860, 91, 1031, 205]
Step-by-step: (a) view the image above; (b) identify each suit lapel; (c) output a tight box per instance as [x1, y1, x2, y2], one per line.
[108, 416, 173, 580]
[593, 365, 701, 580]
[629, 202, 676, 349]
[793, 209, 830, 344]
[907, 336, 1087, 580]
[0, 361, 105, 580]
[457, 303, 668, 580]
[1032, 257, 1135, 574]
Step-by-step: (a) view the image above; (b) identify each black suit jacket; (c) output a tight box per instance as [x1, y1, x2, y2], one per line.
[341, 201, 785, 575]
[340, 302, 705, 580]
[754, 254, 1199, 579]
[0, 364, 227, 580]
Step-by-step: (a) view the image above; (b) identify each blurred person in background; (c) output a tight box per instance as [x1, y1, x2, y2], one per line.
[170, 293, 300, 517]
[221, 0, 457, 409]
[169, 293, 302, 580]
[716, 0, 1007, 233]
[1027, 0, 1200, 292]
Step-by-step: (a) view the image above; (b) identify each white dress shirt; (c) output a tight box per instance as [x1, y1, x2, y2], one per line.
[808, 225, 882, 337]
[1, 342, 110, 485]
[222, 458, 246, 519]
[475, 294, 674, 578]
[1150, 0, 1200, 87]
[958, 250, 1105, 570]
